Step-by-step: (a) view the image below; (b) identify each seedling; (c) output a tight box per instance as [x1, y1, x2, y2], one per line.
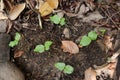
[99, 29, 106, 35]
[9, 32, 21, 47]
[50, 14, 66, 26]
[34, 41, 53, 53]
[79, 31, 98, 46]
[44, 41, 53, 50]
[34, 45, 45, 53]
[88, 31, 97, 40]
[80, 35, 91, 46]
[55, 62, 74, 74]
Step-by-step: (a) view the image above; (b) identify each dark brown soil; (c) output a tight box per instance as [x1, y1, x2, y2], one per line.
[9, 17, 110, 80]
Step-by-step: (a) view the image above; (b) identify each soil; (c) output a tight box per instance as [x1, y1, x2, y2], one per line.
[7, 0, 120, 80]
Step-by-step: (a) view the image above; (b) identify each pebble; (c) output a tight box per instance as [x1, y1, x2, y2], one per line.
[0, 62, 25, 80]
[0, 20, 7, 32]
[0, 33, 10, 62]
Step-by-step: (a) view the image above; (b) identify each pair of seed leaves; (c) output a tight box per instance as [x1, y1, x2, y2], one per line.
[34, 41, 53, 53]
[9, 32, 21, 47]
[55, 62, 74, 74]
[61, 31, 98, 54]
[50, 14, 65, 26]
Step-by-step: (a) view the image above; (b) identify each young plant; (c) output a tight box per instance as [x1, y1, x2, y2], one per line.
[44, 41, 53, 50]
[88, 31, 97, 40]
[9, 32, 21, 47]
[50, 14, 66, 26]
[54, 62, 74, 74]
[34, 41, 53, 53]
[79, 31, 98, 46]
[99, 29, 106, 35]
[34, 45, 45, 53]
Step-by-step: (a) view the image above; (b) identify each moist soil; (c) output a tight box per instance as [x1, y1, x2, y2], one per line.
[9, 17, 109, 80]
[8, 1, 120, 80]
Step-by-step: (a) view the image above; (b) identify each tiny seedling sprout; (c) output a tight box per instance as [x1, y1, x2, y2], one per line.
[9, 32, 21, 47]
[34, 45, 45, 53]
[50, 14, 66, 26]
[34, 41, 53, 53]
[79, 31, 98, 46]
[54, 62, 74, 74]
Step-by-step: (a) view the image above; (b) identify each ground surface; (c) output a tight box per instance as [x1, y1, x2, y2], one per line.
[6, 0, 120, 80]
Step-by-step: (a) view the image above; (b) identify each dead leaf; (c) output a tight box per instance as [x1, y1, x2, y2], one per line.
[82, 11, 103, 22]
[46, 0, 58, 9]
[39, 0, 58, 17]
[8, 3, 26, 20]
[0, 0, 4, 11]
[61, 41, 79, 54]
[0, 12, 8, 20]
[14, 50, 24, 58]
[85, 67, 97, 80]
[39, 2, 53, 17]
[103, 35, 113, 50]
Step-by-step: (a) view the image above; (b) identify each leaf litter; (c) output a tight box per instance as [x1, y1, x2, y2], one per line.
[2, 0, 120, 80]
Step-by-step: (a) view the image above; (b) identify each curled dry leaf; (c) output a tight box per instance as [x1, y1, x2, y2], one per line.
[8, 3, 26, 20]
[46, 0, 58, 9]
[85, 67, 96, 80]
[103, 35, 113, 50]
[39, 2, 53, 17]
[39, 0, 58, 17]
[61, 41, 79, 54]
[14, 50, 24, 58]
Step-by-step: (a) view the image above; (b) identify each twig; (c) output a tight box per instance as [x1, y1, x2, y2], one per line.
[26, 0, 42, 29]
[101, 7, 119, 29]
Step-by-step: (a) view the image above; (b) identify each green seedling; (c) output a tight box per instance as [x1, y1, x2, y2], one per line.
[34, 45, 45, 53]
[34, 41, 53, 53]
[80, 35, 91, 46]
[79, 31, 98, 47]
[88, 31, 98, 40]
[44, 41, 53, 50]
[60, 18, 65, 26]
[99, 29, 106, 35]
[9, 32, 21, 47]
[50, 14, 66, 26]
[55, 62, 74, 74]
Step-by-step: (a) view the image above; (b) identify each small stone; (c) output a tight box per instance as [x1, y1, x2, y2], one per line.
[63, 28, 70, 39]
[0, 62, 25, 80]
[0, 33, 10, 62]
[0, 20, 7, 32]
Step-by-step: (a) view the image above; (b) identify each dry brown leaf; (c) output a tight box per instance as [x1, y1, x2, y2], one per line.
[85, 67, 97, 80]
[61, 41, 79, 54]
[39, 0, 58, 17]
[8, 3, 26, 20]
[0, 12, 8, 20]
[14, 50, 24, 58]
[82, 11, 103, 22]
[103, 35, 113, 50]
[46, 0, 58, 9]
[39, 2, 53, 17]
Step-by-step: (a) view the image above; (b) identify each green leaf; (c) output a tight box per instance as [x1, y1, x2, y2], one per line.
[60, 18, 65, 26]
[15, 32, 21, 41]
[63, 65, 74, 74]
[88, 31, 98, 40]
[44, 41, 53, 50]
[9, 40, 18, 47]
[54, 62, 65, 71]
[34, 45, 45, 53]
[80, 36, 91, 46]
[50, 15, 61, 24]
